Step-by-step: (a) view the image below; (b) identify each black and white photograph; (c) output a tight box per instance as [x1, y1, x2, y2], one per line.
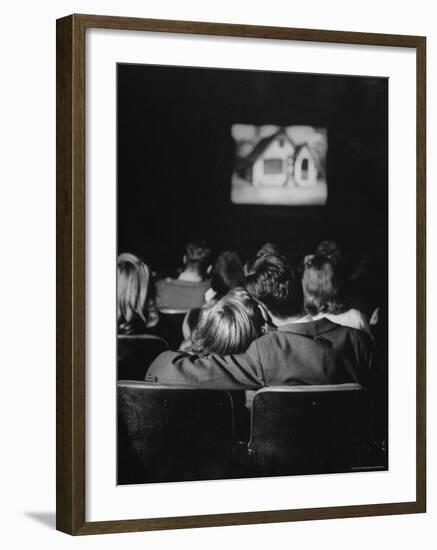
[116, 63, 389, 485]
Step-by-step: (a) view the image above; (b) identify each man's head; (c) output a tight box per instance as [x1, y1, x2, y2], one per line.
[183, 241, 211, 279]
[256, 242, 282, 258]
[245, 253, 303, 320]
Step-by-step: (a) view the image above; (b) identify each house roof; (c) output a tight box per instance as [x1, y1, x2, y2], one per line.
[294, 143, 311, 156]
[237, 130, 295, 170]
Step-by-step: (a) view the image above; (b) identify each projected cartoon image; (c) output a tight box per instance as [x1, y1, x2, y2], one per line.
[231, 125, 327, 205]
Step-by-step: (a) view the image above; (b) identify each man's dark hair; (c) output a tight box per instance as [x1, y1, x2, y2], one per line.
[185, 241, 211, 277]
[256, 242, 282, 258]
[245, 253, 303, 319]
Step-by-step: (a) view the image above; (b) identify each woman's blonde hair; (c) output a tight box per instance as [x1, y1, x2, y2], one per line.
[186, 288, 263, 356]
[117, 253, 151, 333]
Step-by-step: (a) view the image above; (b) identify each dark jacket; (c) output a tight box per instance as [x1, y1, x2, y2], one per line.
[146, 318, 373, 390]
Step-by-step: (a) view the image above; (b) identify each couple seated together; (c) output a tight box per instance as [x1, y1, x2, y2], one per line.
[146, 252, 373, 390]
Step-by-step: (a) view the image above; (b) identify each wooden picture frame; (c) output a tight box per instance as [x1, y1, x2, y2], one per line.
[56, 13, 426, 535]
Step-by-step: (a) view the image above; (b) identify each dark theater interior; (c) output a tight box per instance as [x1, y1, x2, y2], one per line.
[116, 63, 388, 485]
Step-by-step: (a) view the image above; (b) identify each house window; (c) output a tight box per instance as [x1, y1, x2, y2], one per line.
[301, 158, 309, 179]
[264, 158, 283, 174]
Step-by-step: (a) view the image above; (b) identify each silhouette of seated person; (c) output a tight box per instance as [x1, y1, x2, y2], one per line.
[117, 252, 161, 336]
[156, 241, 212, 313]
[348, 250, 388, 337]
[302, 253, 372, 338]
[147, 254, 373, 390]
[117, 253, 168, 379]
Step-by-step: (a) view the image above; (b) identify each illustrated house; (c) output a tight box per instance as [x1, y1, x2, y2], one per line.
[238, 130, 319, 187]
[239, 131, 295, 186]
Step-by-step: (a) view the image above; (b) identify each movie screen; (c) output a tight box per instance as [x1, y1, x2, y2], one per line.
[231, 124, 327, 205]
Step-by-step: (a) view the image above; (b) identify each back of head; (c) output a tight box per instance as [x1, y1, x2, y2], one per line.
[185, 241, 211, 278]
[315, 240, 343, 267]
[188, 288, 263, 356]
[117, 253, 151, 333]
[245, 254, 303, 319]
[302, 254, 347, 316]
[211, 251, 245, 299]
[245, 243, 282, 276]
[256, 242, 282, 258]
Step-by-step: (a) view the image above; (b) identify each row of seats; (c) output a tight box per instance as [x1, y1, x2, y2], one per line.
[117, 334, 169, 381]
[117, 381, 387, 485]
[117, 311, 195, 380]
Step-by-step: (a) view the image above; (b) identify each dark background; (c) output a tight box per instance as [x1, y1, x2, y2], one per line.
[117, 63, 388, 274]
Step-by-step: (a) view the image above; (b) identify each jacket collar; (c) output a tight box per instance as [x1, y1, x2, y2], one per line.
[277, 317, 340, 336]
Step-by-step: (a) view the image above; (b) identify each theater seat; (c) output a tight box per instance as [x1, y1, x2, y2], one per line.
[246, 384, 371, 476]
[117, 381, 236, 484]
[117, 334, 169, 380]
[157, 310, 188, 350]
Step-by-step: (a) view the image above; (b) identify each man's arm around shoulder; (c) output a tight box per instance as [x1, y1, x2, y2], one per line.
[146, 340, 265, 390]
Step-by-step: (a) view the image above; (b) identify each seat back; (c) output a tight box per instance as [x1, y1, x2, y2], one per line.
[157, 311, 188, 349]
[248, 384, 370, 475]
[117, 381, 236, 484]
[117, 334, 169, 380]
